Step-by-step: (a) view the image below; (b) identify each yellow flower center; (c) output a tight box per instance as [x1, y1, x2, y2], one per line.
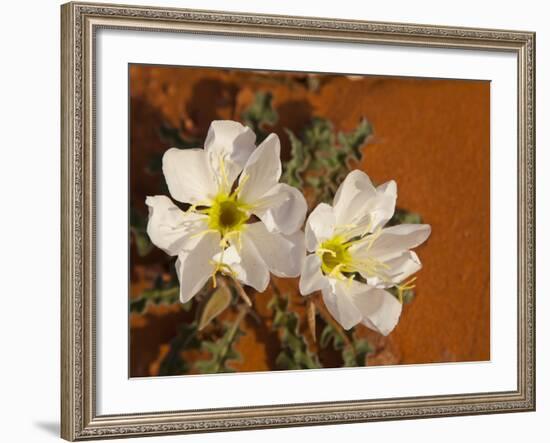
[318, 236, 354, 276]
[191, 191, 251, 290]
[204, 192, 250, 239]
[315, 231, 417, 304]
[316, 231, 391, 283]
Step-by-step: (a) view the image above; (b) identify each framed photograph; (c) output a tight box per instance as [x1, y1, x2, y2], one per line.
[61, 1, 536, 440]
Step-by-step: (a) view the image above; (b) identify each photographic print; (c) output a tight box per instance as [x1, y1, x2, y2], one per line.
[129, 64, 490, 377]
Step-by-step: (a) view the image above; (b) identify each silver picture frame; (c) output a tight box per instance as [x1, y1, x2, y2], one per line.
[61, 2, 535, 440]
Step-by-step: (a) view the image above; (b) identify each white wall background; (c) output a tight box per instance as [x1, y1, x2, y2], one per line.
[0, 0, 546, 442]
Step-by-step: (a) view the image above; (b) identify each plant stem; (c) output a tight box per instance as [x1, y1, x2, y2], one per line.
[214, 304, 248, 372]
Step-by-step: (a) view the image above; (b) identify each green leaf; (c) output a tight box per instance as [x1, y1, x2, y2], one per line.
[241, 91, 278, 143]
[130, 272, 199, 314]
[195, 307, 247, 374]
[319, 322, 372, 367]
[388, 208, 422, 226]
[319, 323, 345, 351]
[144, 123, 200, 176]
[282, 129, 310, 188]
[130, 286, 180, 313]
[387, 286, 416, 305]
[342, 338, 373, 367]
[130, 207, 153, 257]
[158, 322, 200, 376]
[129, 297, 147, 314]
[337, 118, 372, 163]
[401, 289, 416, 304]
[158, 123, 199, 150]
[355, 339, 373, 361]
[198, 285, 231, 330]
[342, 346, 357, 367]
[132, 228, 153, 256]
[281, 117, 372, 206]
[269, 294, 321, 370]
[275, 353, 295, 370]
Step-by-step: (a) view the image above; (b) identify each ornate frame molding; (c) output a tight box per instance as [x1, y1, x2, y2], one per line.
[61, 2, 535, 440]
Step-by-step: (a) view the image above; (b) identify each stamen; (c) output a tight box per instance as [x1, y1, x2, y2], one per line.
[398, 276, 417, 291]
[334, 218, 373, 241]
[185, 200, 211, 215]
[233, 173, 250, 197]
[224, 230, 243, 251]
[218, 155, 230, 192]
[342, 224, 380, 250]
[359, 219, 374, 239]
[316, 248, 337, 257]
[208, 256, 237, 291]
[352, 257, 391, 271]
[211, 272, 218, 288]
[329, 263, 346, 279]
[209, 257, 252, 307]
[347, 256, 391, 283]
[396, 277, 417, 304]
[364, 226, 383, 251]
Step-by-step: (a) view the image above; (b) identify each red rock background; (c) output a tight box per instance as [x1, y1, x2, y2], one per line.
[129, 65, 490, 376]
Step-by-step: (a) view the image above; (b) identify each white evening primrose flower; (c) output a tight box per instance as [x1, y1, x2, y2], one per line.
[299, 170, 431, 336]
[146, 120, 307, 303]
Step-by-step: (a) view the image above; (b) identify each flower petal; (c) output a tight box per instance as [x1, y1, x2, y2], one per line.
[175, 232, 221, 303]
[220, 241, 270, 293]
[238, 134, 282, 204]
[305, 203, 336, 252]
[204, 120, 256, 188]
[353, 249, 423, 288]
[370, 180, 398, 231]
[321, 280, 362, 330]
[145, 196, 209, 256]
[252, 183, 307, 235]
[162, 148, 217, 204]
[365, 224, 431, 262]
[385, 250, 422, 285]
[333, 170, 397, 236]
[244, 222, 305, 278]
[333, 169, 377, 226]
[299, 254, 329, 295]
[348, 285, 403, 336]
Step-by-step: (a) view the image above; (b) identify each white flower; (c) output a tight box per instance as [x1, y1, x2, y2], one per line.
[146, 120, 307, 303]
[299, 170, 431, 335]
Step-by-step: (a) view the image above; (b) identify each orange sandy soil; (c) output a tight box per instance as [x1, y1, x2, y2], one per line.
[129, 65, 490, 376]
